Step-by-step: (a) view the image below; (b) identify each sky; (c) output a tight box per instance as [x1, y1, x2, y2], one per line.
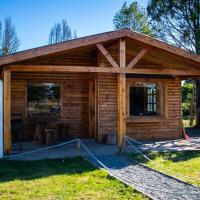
[0, 0, 148, 51]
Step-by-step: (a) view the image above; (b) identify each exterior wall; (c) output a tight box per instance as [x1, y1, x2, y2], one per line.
[11, 72, 182, 142]
[126, 79, 182, 140]
[98, 74, 118, 141]
[98, 77, 182, 141]
[11, 73, 91, 141]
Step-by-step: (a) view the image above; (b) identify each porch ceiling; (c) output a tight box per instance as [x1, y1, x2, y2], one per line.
[0, 29, 200, 79]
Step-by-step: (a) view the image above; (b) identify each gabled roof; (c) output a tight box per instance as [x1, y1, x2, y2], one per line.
[0, 28, 200, 66]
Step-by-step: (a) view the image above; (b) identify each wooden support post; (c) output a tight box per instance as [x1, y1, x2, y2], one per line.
[95, 75, 99, 141]
[3, 70, 11, 154]
[118, 38, 126, 152]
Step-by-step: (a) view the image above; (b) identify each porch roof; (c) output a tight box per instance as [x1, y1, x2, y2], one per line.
[0, 29, 200, 78]
[0, 29, 199, 65]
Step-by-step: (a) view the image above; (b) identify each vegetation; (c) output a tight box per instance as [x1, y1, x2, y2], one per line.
[182, 81, 193, 116]
[0, 17, 20, 56]
[130, 151, 200, 186]
[48, 19, 77, 44]
[147, 0, 200, 126]
[0, 157, 147, 200]
[113, 1, 155, 36]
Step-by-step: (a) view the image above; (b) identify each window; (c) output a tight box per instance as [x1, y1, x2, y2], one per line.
[129, 82, 161, 116]
[27, 83, 61, 119]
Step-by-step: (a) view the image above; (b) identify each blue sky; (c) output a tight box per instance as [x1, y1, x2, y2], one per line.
[0, 0, 148, 51]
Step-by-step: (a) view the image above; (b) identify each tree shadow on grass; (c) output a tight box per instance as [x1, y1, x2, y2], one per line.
[0, 157, 97, 183]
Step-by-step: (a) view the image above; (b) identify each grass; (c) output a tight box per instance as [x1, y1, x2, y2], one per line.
[130, 151, 200, 186]
[0, 157, 148, 200]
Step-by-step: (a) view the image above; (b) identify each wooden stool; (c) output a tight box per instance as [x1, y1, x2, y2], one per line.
[44, 128, 55, 145]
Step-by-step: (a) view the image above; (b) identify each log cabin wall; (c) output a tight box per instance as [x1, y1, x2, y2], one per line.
[11, 73, 182, 141]
[96, 40, 182, 141]
[126, 79, 182, 140]
[10, 39, 182, 142]
[11, 73, 93, 141]
[97, 76, 182, 141]
[98, 73, 118, 141]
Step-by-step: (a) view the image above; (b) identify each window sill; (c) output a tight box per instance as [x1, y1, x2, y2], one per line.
[127, 116, 165, 123]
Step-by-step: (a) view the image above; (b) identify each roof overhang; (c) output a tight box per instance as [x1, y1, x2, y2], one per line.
[1, 29, 200, 67]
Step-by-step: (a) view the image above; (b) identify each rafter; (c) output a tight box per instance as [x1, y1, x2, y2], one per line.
[5, 65, 200, 77]
[97, 43, 119, 68]
[127, 48, 149, 69]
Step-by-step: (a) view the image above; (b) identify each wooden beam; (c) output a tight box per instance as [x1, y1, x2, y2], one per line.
[6, 65, 200, 76]
[127, 48, 149, 69]
[95, 75, 100, 141]
[126, 30, 200, 65]
[0, 30, 127, 66]
[118, 38, 126, 150]
[120, 38, 126, 68]
[118, 73, 126, 150]
[97, 43, 119, 68]
[3, 70, 11, 154]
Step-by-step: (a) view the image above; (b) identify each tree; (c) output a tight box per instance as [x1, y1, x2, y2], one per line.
[48, 19, 77, 44]
[113, 1, 155, 36]
[0, 17, 20, 56]
[147, 0, 200, 126]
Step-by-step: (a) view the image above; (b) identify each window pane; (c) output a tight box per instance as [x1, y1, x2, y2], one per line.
[129, 82, 160, 116]
[27, 83, 61, 119]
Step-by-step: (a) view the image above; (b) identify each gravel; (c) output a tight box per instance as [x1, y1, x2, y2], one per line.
[85, 154, 200, 200]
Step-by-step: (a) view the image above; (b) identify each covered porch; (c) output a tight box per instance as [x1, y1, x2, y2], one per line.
[1, 29, 200, 155]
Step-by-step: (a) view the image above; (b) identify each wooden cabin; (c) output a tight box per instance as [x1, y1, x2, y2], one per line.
[1, 28, 200, 154]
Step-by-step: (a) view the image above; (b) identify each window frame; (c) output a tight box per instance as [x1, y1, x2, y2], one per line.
[25, 80, 63, 120]
[126, 79, 167, 123]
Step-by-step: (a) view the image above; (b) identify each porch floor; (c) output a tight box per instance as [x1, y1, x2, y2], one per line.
[8, 136, 200, 160]
[10, 139, 119, 160]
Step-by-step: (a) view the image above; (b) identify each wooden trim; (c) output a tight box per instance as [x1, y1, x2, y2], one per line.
[118, 73, 126, 148]
[1, 29, 200, 67]
[88, 80, 95, 139]
[119, 38, 126, 68]
[95, 74, 100, 141]
[26, 80, 63, 120]
[127, 48, 149, 69]
[164, 82, 168, 119]
[126, 30, 200, 65]
[0, 30, 127, 66]
[127, 116, 165, 123]
[60, 82, 64, 118]
[6, 65, 200, 76]
[97, 43, 119, 68]
[3, 70, 11, 154]
[118, 38, 126, 149]
[126, 79, 166, 121]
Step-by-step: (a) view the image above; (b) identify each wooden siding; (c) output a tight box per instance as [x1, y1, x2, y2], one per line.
[98, 74, 118, 140]
[11, 73, 93, 140]
[11, 72, 182, 142]
[126, 79, 182, 140]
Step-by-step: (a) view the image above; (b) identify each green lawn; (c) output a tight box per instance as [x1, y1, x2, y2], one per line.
[0, 157, 147, 200]
[130, 151, 200, 186]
